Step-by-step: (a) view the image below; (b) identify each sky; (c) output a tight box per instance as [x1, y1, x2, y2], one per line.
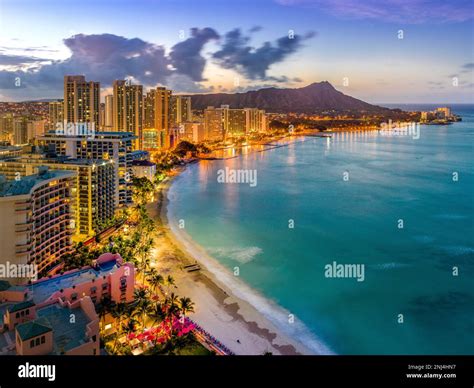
[0, 0, 473, 103]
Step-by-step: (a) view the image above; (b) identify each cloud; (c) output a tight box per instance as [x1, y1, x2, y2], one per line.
[0, 27, 310, 100]
[461, 62, 474, 72]
[165, 73, 213, 93]
[0, 31, 218, 98]
[0, 53, 50, 66]
[212, 28, 315, 81]
[0, 46, 59, 53]
[276, 0, 474, 23]
[0, 33, 171, 95]
[169, 27, 219, 81]
[249, 26, 263, 33]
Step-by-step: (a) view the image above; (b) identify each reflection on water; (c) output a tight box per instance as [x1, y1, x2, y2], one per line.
[170, 114, 474, 355]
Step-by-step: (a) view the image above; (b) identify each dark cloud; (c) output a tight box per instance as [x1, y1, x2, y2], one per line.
[169, 27, 219, 81]
[0, 33, 171, 94]
[212, 28, 315, 81]
[61, 33, 171, 85]
[0, 31, 217, 98]
[461, 63, 474, 72]
[249, 26, 263, 33]
[266, 75, 304, 83]
[0, 53, 50, 66]
[0, 27, 310, 99]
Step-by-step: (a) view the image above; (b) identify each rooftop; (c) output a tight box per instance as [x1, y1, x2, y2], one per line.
[36, 303, 91, 353]
[8, 153, 110, 165]
[16, 320, 52, 341]
[28, 259, 122, 305]
[7, 300, 35, 313]
[0, 168, 74, 197]
[0, 280, 11, 292]
[132, 160, 155, 167]
[42, 130, 136, 139]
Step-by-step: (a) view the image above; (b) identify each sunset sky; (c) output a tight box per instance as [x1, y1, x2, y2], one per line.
[0, 0, 473, 103]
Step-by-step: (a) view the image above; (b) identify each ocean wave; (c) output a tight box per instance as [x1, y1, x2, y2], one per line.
[433, 214, 468, 220]
[441, 246, 474, 256]
[209, 246, 263, 264]
[370, 262, 411, 270]
[167, 211, 334, 355]
[413, 235, 434, 243]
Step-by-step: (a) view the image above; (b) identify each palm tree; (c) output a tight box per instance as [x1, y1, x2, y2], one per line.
[96, 295, 113, 332]
[165, 293, 180, 337]
[147, 273, 164, 294]
[132, 176, 154, 205]
[165, 275, 175, 294]
[121, 318, 138, 352]
[148, 302, 167, 346]
[179, 297, 195, 317]
[111, 302, 128, 352]
[133, 288, 149, 308]
[133, 288, 151, 327]
[136, 298, 152, 327]
[137, 256, 150, 283]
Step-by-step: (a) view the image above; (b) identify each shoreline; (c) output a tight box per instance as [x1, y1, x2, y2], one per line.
[147, 140, 330, 355]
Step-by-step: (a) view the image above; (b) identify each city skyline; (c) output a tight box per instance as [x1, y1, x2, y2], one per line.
[0, 0, 473, 103]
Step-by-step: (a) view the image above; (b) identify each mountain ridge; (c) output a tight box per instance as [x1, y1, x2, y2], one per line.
[190, 81, 390, 113]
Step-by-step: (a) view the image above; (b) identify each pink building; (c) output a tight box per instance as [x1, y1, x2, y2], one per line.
[0, 253, 135, 355]
[31, 253, 135, 308]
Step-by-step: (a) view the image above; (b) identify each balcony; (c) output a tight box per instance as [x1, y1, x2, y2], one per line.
[16, 240, 32, 249]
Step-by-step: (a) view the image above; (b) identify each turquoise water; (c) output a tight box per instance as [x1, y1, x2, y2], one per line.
[168, 105, 474, 355]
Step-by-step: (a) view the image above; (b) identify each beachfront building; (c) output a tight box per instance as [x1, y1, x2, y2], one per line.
[0, 167, 74, 281]
[181, 122, 206, 143]
[204, 106, 226, 140]
[204, 105, 268, 140]
[0, 153, 116, 238]
[0, 253, 134, 355]
[37, 131, 135, 206]
[435, 107, 451, 119]
[15, 298, 99, 356]
[113, 80, 143, 150]
[132, 160, 156, 182]
[0, 280, 99, 355]
[27, 253, 135, 307]
[245, 108, 268, 133]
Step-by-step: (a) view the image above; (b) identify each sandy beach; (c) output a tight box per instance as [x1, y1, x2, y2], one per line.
[146, 158, 322, 355]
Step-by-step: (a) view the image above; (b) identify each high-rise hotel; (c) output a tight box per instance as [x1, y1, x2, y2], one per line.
[170, 95, 192, 127]
[37, 132, 135, 206]
[204, 105, 268, 140]
[48, 100, 64, 131]
[63, 76, 100, 125]
[143, 87, 171, 150]
[0, 167, 74, 282]
[113, 81, 143, 150]
[0, 152, 116, 238]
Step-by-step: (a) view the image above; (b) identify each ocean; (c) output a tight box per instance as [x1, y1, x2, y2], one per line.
[167, 104, 474, 355]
